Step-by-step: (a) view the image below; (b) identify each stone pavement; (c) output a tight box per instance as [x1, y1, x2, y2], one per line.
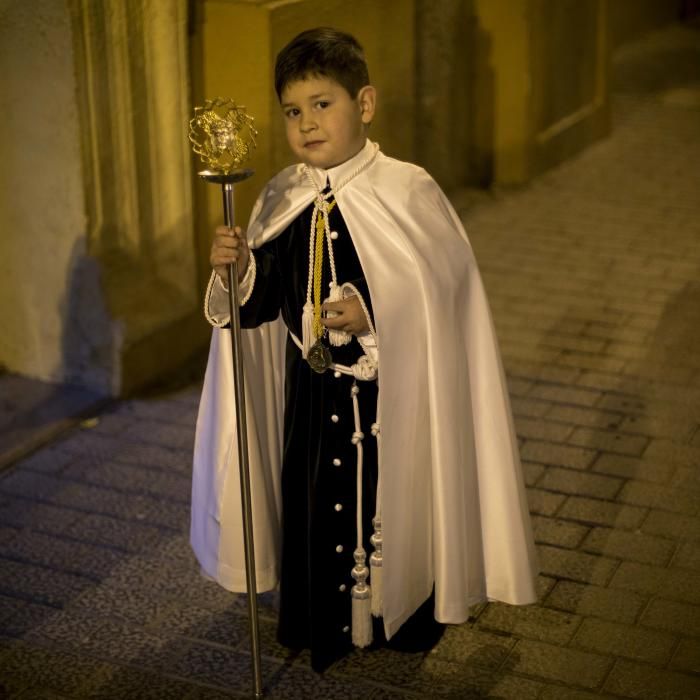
[1, 23, 699, 700]
[0, 373, 106, 472]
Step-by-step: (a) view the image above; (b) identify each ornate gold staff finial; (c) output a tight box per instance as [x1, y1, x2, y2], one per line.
[189, 97, 258, 175]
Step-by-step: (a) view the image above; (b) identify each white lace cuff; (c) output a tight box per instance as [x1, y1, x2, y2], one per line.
[204, 251, 256, 328]
[340, 281, 378, 368]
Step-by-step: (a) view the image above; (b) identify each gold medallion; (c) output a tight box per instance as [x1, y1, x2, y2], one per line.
[307, 339, 332, 374]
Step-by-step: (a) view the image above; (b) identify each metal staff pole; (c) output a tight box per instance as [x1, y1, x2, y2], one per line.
[209, 172, 263, 699]
[189, 98, 261, 698]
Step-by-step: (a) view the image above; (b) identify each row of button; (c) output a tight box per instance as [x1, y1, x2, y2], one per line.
[326, 361, 351, 636]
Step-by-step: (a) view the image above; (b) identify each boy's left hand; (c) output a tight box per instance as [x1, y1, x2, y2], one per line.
[321, 296, 370, 335]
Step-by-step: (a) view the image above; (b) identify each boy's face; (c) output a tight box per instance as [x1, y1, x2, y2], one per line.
[280, 75, 375, 170]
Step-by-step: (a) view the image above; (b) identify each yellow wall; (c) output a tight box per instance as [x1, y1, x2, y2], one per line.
[474, 0, 533, 184]
[190, 0, 415, 285]
[4, 0, 668, 393]
[470, 0, 610, 185]
[530, 0, 610, 175]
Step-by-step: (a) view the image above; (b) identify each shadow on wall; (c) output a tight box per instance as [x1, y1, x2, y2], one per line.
[0, 238, 113, 465]
[467, 1, 496, 188]
[415, 0, 495, 190]
[60, 237, 120, 397]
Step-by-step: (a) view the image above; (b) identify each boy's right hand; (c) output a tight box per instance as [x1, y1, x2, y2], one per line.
[210, 225, 250, 285]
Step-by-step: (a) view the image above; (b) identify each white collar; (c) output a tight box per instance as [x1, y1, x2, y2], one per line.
[305, 139, 376, 191]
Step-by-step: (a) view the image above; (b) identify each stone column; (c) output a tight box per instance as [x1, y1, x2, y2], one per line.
[415, 0, 480, 189]
[417, 0, 611, 188]
[71, 0, 202, 394]
[477, 0, 611, 184]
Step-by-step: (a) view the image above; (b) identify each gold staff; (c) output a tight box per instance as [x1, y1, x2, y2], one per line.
[189, 98, 263, 699]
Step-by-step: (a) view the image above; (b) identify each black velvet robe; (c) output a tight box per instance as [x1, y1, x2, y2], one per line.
[240, 195, 442, 671]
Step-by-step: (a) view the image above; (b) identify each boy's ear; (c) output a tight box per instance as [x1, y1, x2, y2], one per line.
[357, 85, 376, 125]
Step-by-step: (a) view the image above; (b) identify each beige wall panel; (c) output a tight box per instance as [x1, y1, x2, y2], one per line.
[465, 0, 614, 185]
[531, 0, 610, 176]
[534, 0, 600, 130]
[473, 0, 533, 184]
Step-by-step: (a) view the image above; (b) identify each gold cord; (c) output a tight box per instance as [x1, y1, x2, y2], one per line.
[312, 201, 336, 339]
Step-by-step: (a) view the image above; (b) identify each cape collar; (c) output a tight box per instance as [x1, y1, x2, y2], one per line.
[304, 139, 375, 192]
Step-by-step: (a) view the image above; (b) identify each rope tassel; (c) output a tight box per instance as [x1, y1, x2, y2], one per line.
[370, 420, 383, 617]
[302, 144, 379, 361]
[351, 548, 373, 647]
[301, 301, 314, 359]
[349, 382, 373, 647]
[369, 514, 383, 617]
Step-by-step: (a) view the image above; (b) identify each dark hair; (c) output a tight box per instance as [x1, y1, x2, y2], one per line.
[274, 27, 370, 100]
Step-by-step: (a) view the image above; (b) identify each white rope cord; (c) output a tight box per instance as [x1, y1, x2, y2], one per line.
[303, 197, 335, 306]
[301, 145, 380, 355]
[203, 251, 257, 328]
[340, 282, 377, 340]
[370, 408, 383, 617]
[351, 384, 365, 549]
[239, 251, 257, 306]
[203, 271, 229, 329]
[303, 146, 382, 645]
[350, 382, 372, 647]
[304, 146, 379, 285]
[288, 331, 377, 381]
[303, 142, 379, 202]
[305, 205, 319, 309]
[325, 205, 339, 291]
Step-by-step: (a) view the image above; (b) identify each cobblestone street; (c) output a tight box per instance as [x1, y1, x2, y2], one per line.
[1, 24, 699, 699]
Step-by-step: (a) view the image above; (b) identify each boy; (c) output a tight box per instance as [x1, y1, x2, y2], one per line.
[191, 27, 538, 673]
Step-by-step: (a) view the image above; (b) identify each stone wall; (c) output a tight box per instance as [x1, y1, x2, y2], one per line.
[0, 0, 116, 392]
[0, 0, 201, 396]
[2, 0, 687, 395]
[72, 0, 202, 395]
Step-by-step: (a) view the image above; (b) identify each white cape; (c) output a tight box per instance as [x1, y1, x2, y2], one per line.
[191, 140, 539, 638]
